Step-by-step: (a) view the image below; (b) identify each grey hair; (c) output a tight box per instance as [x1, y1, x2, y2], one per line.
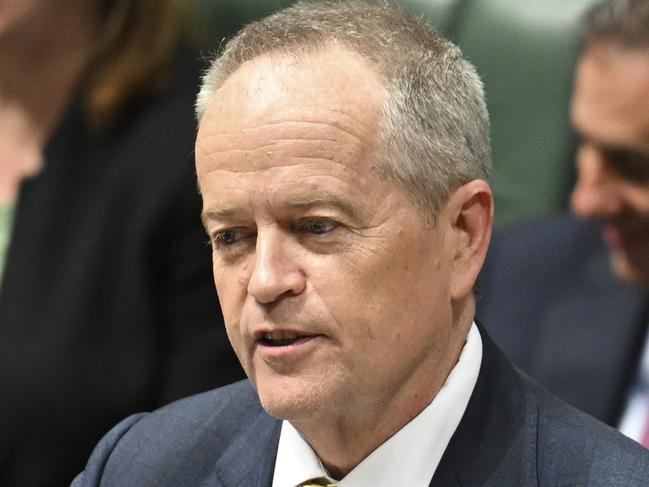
[584, 0, 649, 48]
[196, 0, 491, 219]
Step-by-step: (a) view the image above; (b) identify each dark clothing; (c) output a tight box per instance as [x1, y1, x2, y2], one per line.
[0, 53, 244, 486]
[477, 214, 649, 425]
[73, 329, 649, 486]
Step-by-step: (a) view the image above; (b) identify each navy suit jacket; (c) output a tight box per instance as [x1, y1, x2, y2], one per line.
[477, 214, 649, 425]
[73, 329, 649, 486]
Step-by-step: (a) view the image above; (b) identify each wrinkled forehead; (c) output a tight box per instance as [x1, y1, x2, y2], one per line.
[195, 46, 387, 176]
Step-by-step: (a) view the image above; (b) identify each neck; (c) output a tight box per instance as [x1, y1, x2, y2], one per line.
[292, 299, 475, 479]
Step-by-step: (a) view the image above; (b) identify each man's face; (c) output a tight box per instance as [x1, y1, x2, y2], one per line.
[571, 43, 649, 286]
[196, 47, 459, 425]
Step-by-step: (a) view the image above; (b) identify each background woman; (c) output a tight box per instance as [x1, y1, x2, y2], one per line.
[0, 1, 243, 484]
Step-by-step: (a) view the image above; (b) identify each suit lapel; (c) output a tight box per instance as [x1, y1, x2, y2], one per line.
[212, 408, 281, 487]
[531, 244, 648, 423]
[431, 329, 538, 486]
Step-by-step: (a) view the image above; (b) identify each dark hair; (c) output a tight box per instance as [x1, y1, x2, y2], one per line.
[583, 0, 649, 48]
[82, 0, 189, 130]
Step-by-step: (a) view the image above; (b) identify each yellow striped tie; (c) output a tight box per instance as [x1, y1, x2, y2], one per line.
[299, 479, 337, 487]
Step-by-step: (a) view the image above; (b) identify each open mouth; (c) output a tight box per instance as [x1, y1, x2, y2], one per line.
[258, 331, 316, 347]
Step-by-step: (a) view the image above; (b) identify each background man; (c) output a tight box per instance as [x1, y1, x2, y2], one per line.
[74, 2, 649, 485]
[479, 0, 649, 446]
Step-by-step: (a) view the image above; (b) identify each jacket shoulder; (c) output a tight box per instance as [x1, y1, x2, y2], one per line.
[74, 381, 272, 486]
[476, 215, 608, 368]
[523, 375, 649, 486]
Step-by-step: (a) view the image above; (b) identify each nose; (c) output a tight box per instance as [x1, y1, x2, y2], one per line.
[571, 144, 624, 219]
[247, 228, 306, 304]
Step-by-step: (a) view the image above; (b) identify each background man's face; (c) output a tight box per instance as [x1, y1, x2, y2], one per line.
[571, 42, 649, 286]
[196, 47, 458, 426]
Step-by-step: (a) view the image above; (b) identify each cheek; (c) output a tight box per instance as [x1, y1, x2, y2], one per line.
[305, 252, 385, 345]
[313, 242, 438, 340]
[213, 265, 248, 328]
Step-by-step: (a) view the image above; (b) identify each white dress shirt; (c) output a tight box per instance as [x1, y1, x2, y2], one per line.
[618, 323, 649, 445]
[271, 322, 483, 487]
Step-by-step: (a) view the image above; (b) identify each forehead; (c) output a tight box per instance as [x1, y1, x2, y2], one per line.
[195, 46, 387, 177]
[572, 44, 649, 151]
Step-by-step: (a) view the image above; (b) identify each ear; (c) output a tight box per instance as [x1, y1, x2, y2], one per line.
[445, 180, 494, 300]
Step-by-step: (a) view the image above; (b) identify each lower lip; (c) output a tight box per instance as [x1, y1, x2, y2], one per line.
[255, 335, 323, 359]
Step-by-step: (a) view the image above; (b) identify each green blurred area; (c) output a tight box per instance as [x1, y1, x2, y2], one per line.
[188, 0, 598, 228]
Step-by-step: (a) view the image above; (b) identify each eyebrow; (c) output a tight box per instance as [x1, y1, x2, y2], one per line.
[601, 146, 649, 160]
[578, 133, 649, 159]
[575, 128, 649, 155]
[201, 204, 245, 230]
[283, 192, 357, 218]
[200, 192, 357, 230]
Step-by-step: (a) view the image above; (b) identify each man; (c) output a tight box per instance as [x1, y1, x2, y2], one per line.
[478, 0, 649, 445]
[73, 2, 649, 485]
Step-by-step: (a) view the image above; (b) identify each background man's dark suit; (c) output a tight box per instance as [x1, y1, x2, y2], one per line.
[477, 214, 649, 425]
[73, 330, 649, 486]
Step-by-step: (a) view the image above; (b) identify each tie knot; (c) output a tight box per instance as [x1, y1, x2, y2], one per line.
[299, 479, 338, 487]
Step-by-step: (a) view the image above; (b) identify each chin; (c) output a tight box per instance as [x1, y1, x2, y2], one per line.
[254, 374, 330, 421]
[257, 387, 322, 421]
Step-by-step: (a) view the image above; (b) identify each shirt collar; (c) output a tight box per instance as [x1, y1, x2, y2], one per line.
[272, 322, 483, 487]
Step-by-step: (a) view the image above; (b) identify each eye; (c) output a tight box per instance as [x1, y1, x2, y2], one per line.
[601, 148, 649, 183]
[212, 228, 248, 250]
[217, 229, 238, 245]
[303, 218, 338, 235]
[211, 227, 255, 259]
